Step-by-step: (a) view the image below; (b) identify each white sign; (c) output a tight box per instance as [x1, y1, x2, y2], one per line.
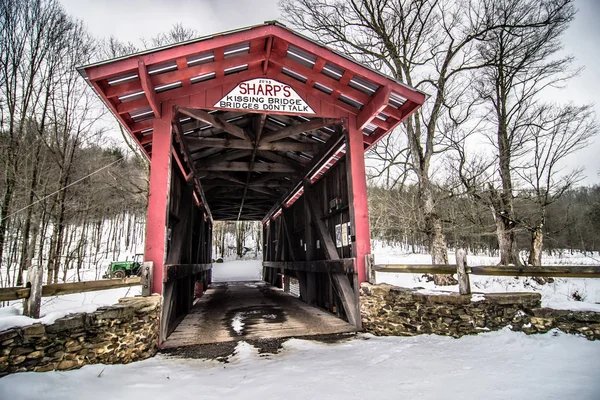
[215, 78, 315, 114]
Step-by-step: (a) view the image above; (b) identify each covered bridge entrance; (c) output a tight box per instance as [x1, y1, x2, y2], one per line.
[78, 22, 424, 344]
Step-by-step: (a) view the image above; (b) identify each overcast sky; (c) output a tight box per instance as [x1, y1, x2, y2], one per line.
[60, 0, 600, 185]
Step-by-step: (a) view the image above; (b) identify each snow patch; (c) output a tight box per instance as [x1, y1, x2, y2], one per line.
[471, 294, 486, 302]
[0, 330, 598, 399]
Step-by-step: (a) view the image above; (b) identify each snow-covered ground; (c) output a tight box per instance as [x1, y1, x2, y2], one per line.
[0, 329, 598, 399]
[0, 286, 141, 332]
[212, 258, 263, 282]
[372, 243, 600, 312]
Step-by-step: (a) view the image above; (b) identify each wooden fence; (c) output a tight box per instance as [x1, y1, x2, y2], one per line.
[0, 262, 153, 303]
[366, 250, 600, 295]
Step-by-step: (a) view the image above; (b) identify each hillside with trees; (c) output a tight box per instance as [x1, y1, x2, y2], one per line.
[1, 0, 599, 291]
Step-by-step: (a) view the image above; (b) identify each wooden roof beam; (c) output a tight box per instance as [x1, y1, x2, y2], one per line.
[261, 118, 342, 143]
[138, 60, 161, 119]
[202, 162, 296, 173]
[172, 117, 213, 222]
[179, 107, 251, 141]
[357, 86, 391, 131]
[187, 137, 320, 153]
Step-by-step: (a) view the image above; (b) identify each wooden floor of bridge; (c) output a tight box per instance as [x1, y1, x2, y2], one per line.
[161, 281, 357, 349]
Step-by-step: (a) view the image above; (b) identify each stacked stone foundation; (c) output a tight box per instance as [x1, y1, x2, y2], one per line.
[0, 296, 160, 376]
[360, 283, 600, 340]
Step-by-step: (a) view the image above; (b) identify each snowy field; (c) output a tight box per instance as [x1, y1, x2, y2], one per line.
[372, 243, 600, 312]
[212, 258, 263, 282]
[0, 329, 598, 399]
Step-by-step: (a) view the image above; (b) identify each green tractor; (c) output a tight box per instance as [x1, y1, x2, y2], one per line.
[103, 254, 144, 279]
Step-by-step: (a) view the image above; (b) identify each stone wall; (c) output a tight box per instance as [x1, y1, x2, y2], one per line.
[0, 296, 160, 376]
[360, 283, 600, 340]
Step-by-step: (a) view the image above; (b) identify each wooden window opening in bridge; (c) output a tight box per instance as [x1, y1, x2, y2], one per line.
[78, 22, 425, 342]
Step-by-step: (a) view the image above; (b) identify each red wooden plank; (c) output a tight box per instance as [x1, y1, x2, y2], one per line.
[105, 79, 142, 99]
[365, 100, 421, 150]
[140, 134, 153, 145]
[269, 52, 372, 105]
[85, 26, 274, 81]
[106, 52, 266, 100]
[153, 51, 264, 86]
[88, 79, 150, 160]
[263, 36, 273, 74]
[356, 85, 391, 131]
[272, 25, 426, 105]
[117, 97, 150, 115]
[131, 119, 154, 133]
[267, 66, 359, 116]
[139, 60, 161, 118]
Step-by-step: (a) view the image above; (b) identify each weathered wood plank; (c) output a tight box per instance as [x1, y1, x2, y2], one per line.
[263, 259, 355, 274]
[374, 263, 600, 278]
[164, 263, 213, 282]
[373, 264, 458, 274]
[202, 161, 296, 173]
[468, 265, 600, 278]
[41, 277, 142, 297]
[179, 107, 250, 141]
[261, 118, 342, 143]
[188, 137, 319, 153]
[0, 287, 31, 302]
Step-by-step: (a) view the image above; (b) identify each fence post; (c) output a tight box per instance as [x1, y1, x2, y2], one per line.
[365, 254, 376, 284]
[141, 261, 154, 296]
[456, 248, 471, 295]
[23, 262, 43, 318]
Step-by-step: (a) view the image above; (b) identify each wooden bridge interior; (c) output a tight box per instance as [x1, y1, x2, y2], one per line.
[79, 22, 425, 343]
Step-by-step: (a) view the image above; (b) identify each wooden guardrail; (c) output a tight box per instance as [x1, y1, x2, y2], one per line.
[0, 277, 143, 302]
[366, 250, 600, 295]
[0, 261, 154, 303]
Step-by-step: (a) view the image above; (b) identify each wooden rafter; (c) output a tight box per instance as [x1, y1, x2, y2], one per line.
[237, 113, 268, 220]
[179, 107, 251, 141]
[261, 118, 342, 143]
[202, 161, 296, 173]
[356, 86, 391, 131]
[138, 60, 161, 119]
[187, 137, 320, 153]
[172, 112, 213, 222]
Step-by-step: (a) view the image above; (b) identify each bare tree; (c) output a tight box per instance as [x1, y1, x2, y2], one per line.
[0, 0, 74, 283]
[516, 103, 597, 265]
[142, 23, 198, 48]
[473, 0, 577, 266]
[280, 0, 516, 284]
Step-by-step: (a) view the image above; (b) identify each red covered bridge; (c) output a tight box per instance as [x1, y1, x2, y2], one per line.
[78, 22, 425, 344]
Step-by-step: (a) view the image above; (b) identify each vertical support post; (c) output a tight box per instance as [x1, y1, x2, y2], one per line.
[456, 248, 471, 295]
[144, 103, 173, 295]
[344, 115, 371, 284]
[365, 254, 376, 284]
[23, 261, 43, 318]
[303, 195, 318, 304]
[141, 261, 154, 296]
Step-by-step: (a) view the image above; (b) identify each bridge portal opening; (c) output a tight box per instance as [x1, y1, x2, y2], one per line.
[78, 22, 425, 345]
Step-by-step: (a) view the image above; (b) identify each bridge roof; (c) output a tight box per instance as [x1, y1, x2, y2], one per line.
[78, 22, 425, 221]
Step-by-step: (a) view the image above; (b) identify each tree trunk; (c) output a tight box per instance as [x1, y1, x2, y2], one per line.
[0, 170, 15, 272]
[419, 177, 456, 286]
[528, 227, 543, 267]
